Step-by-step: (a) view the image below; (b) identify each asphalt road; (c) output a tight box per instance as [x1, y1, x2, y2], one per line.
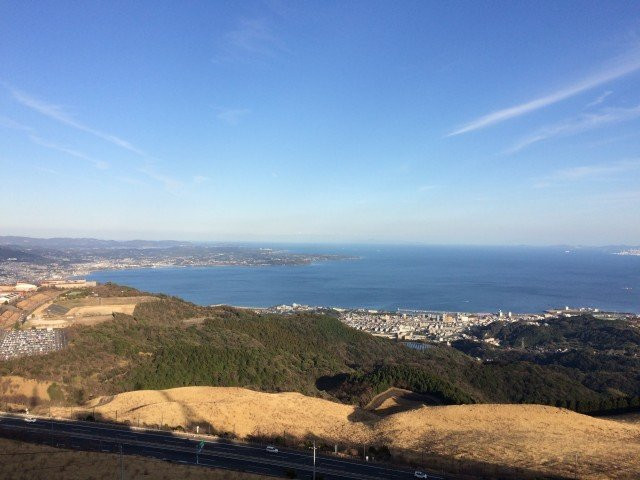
[0, 413, 445, 480]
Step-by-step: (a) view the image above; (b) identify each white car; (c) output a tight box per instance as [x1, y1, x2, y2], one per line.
[266, 446, 278, 453]
[24, 417, 37, 423]
[414, 471, 428, 479]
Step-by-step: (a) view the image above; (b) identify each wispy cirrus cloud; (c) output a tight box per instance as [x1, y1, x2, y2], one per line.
[10, 87, 147, 156]
[138, 163, 183, 192]
[7, 86, 184, 192]
[29, 135, 109, 170]
[216, 108, 251, 126]
[448, 49, 640, 136]
[534, 158, 640, 188]
[506, 104, 640, 154]
[0, 115, 34, 133]
[193, 175, 209, 184]
[554, 158, 640, 180]
[116, 176, 147, 187]
[215, 17, 286, 62]
[586, 90, 613, 108]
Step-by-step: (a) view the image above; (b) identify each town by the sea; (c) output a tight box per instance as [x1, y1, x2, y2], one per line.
[87, 245, 640, 314]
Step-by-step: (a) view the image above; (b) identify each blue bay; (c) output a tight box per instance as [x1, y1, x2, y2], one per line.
[87, 245, 640, 313]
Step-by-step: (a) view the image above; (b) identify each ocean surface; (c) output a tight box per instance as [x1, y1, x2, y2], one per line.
[87, 245, 640, 313]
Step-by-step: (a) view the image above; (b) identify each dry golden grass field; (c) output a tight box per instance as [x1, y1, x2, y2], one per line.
[0, 376, 52, 409]
[0, 436, 268, 480]
[43, 386, 640, 480]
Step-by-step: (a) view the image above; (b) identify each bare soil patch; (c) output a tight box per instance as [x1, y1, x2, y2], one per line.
[365, 387, 441, 415]
[28, 296, 158, 327]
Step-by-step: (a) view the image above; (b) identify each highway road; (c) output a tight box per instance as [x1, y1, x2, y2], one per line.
[0, 413, 445, 480]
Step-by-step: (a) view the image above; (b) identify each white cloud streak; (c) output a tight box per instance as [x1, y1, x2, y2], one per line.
[506, 104, 640, 153]
[448, 50, 640, 136]
[586, 90, 613, 108]
[7, 86, 184, 192]
[138, 164, 183, 192]
[553, 159, 640, 180]
[534, 159, 640, 188]
[215, 17, 287, 62]
[29, 135, 109, 170]
[10, 88, 146, 156]
[193, 175, 209, 184]
[0, 115, 34, 133]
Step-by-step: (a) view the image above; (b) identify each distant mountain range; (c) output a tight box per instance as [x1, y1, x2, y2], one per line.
[2, 236, 638, 251]
[0, 236, 190, 250]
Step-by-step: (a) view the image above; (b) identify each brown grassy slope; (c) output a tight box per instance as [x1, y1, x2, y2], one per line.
[0, 376, 52, 408]
[50, 386, 640, 480]
[0, 436, 268, 480]
[57, 386, 372, 442]
[377, 404, 640, 480]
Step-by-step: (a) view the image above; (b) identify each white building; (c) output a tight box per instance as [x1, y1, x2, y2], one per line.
[15, 283, 37, 292]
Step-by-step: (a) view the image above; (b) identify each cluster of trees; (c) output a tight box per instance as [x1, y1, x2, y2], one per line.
[476, 315, 640, 352]
[328, 364, 475, 406]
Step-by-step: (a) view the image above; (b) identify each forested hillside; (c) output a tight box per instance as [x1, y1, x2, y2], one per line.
[0, 288, 636, 414]
[454, 315, 640, 413]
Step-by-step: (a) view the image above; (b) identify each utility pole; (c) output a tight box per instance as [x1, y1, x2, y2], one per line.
[119, 444, 124, 480]
[312, 440, 316, 480]
[196, 440, 205, 465]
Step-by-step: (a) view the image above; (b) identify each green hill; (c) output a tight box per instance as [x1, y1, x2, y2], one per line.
[0, 287, 634, 414]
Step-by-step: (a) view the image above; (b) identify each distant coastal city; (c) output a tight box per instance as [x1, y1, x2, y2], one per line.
[263, 302, 638, 345]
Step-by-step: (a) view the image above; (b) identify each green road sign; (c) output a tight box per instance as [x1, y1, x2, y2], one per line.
[198, 440, 205, 452]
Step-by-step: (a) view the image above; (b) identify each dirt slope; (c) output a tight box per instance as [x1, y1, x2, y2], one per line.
[49, 386, 640, 479]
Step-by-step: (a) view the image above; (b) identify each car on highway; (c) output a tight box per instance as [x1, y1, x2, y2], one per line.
[24, 417, 37, 423]
[414, 471, 428, 479]
[265, 445, 279, 453]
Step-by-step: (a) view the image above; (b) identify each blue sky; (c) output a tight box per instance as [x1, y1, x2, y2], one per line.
[1, 1, 639, 245]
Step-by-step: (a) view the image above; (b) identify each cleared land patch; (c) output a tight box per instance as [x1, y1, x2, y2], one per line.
[16, 290, 61, 314]
[54, 296, 157, 309]
[0, 308, 22, 328]
[28, 296, 158, 328]
[365, 387, 441, 415]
